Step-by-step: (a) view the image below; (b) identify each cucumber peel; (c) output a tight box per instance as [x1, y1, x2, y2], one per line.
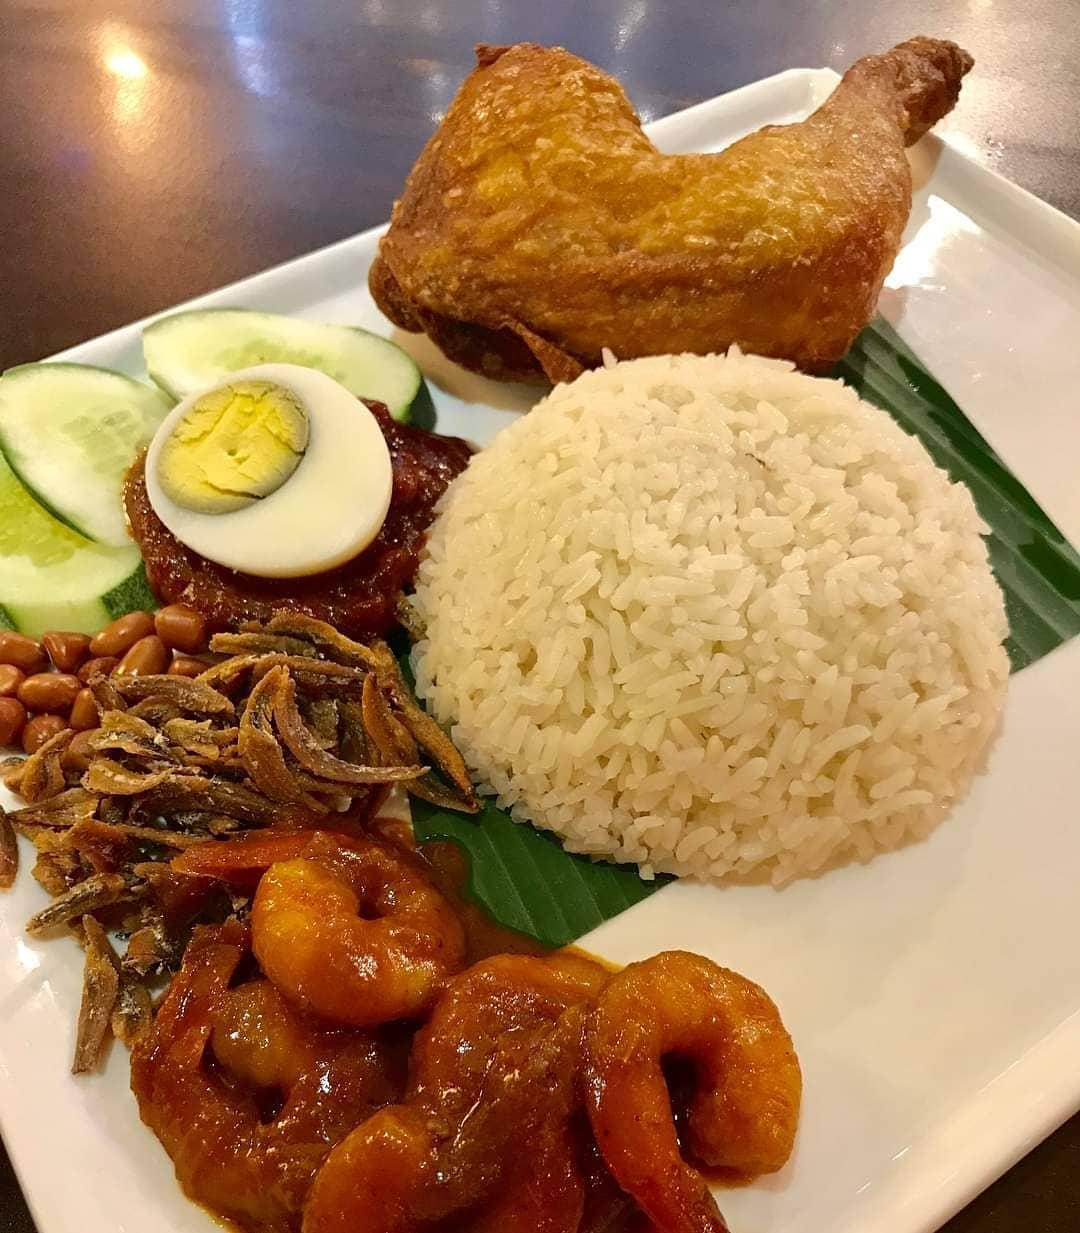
[143, 309, 429, 422]
[102, 565, 159, 620]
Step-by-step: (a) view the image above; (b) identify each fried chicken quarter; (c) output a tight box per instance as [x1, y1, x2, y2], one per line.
[371, 38, 972, 381]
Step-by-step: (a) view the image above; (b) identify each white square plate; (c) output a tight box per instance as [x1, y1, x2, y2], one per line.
[3, 66, 1080, 1233]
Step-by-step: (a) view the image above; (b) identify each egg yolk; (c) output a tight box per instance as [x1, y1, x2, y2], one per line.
[157, 379, 309, 514]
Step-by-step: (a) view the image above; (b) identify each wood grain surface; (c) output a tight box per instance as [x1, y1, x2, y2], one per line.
[1, 2, 1078, 1231]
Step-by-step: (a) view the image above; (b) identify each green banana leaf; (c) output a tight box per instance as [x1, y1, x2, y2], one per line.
[835, 319, 1080, 671]
[413, 799, 669, 948]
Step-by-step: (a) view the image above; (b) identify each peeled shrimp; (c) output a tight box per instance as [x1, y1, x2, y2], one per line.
[583, 950, 801, 1233]
[304, 952, 609, 1233]
[305, 1029, 585, 1233]
[251, 832, 466, 1027]
[305, 1009, 585, 1233]
[210, 979, 327, 1091]
[408, 951, 608, 1101]
[130, 920, 404, 1233]
[467, 1112, 586, 1233]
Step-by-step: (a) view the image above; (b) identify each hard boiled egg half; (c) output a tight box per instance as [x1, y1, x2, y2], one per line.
[144, 363, 392, 578]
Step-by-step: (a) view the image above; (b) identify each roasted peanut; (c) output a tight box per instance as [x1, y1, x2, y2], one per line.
[0, 632, 47, 673]
[42, 631, 93, 673]
[154, 604, 209, 654]
[69, 688, 100, 732]
[77, 656, 120, 684]
[0, 665, 24, 697]
[63, 729, 98, 773]
[0, 698, 27, 746]
[22, 714, 68, 755]
[18, 672, 81, 714]
[89, 611, 155, 658]
[115, 635, 169, 676]
[167, 655, 208, 678]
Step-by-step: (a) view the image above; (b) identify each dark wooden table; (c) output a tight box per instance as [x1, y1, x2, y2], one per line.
[2, 1, 1079, 1230]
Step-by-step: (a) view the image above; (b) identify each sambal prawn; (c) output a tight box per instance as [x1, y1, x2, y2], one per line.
[175, 830, 468, 1028]
[583, 951, 802, 1233]
[127, 803, 802, 1233]
[251, 832, 466, 1027]
[130, 919, 405, 1233]
[305, 996, 590, 1233]
[305, 952, 609, 1233]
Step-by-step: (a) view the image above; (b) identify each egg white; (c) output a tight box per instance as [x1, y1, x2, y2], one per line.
[144, 363, 393, 578]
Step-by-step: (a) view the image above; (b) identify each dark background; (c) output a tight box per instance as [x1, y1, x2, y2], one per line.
[2, 0, 1079, 1229]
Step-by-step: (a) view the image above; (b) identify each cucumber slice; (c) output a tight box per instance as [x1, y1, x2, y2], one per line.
[0, 363, 171, 547]
[0, 449, 146, 637]
[143, 309, 428, 422]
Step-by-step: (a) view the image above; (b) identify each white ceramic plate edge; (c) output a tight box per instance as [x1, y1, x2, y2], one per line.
[836, 999, 1080, 1233]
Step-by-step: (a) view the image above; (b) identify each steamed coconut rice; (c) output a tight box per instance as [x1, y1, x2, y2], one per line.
[410, 351, 1009, 883]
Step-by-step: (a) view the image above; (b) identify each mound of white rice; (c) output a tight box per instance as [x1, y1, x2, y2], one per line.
[410, 351, 1009, 883]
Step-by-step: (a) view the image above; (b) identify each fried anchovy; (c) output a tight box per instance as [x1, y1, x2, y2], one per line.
[69, 817, 208, 852]
[82, 757, 189, 797]
[127, 697, 184, 726]
[338, 700, 372, 766]
[127, 774, 311, 828]
[26, 871, 144, 936]
[407, 772, 483, 814]
[238, 670, 328, 809]
[9, 728, 74, 803]
[98, 796, 126, 826]
[193, 653, 266, 692]
[31, 852, 82, 897]
[270, 668, 424, 785]
[123, 918, 183, 978]
[209, 631, 314, 658]
[162, 718, 239, 757]
[263, 611, 386, 670]
[0, 806, 17, 890]
[261, 654, 371, 694]
[302, 697, 340, 749]
[71, 916, 121, 1074]
[0, 756, 25, 789]
[110, 674, 235, 716]
[89, 674, 127, 713]
[373, 649, 479, 812]
[361, 674, 419, 766]
[91, 709, 168, 758]
[111, 977, 153, 1048]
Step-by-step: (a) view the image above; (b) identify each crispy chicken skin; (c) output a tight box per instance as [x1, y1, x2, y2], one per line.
[371, 38, 972, 382]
